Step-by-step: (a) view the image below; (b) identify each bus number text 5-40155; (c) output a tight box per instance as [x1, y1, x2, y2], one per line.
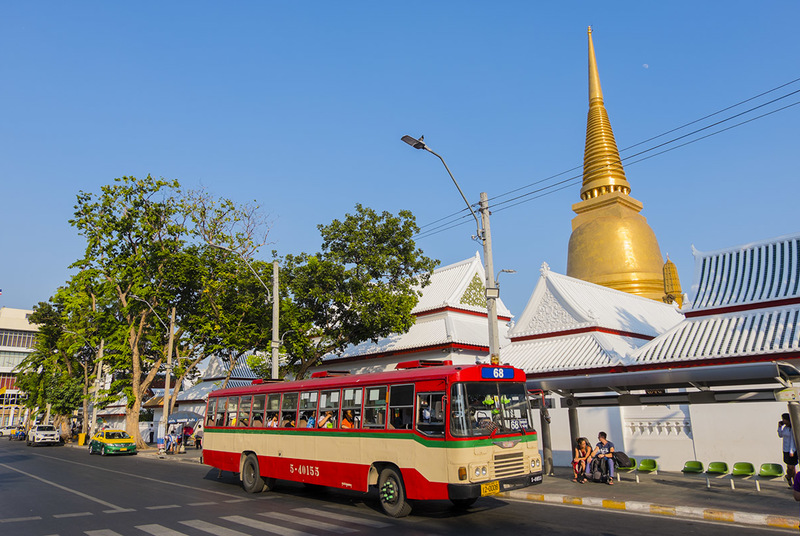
[289, 464, 320, 477]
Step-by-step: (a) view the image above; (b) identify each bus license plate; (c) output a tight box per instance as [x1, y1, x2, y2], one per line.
[480, 480, 500, 496]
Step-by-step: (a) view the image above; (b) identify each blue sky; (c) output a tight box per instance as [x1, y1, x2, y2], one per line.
[2, 2, 798, 318]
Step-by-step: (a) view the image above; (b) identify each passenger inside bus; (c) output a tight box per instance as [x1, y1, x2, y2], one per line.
[266, 413, 278, 428]
[282, 415, 296, 428]
[318, 411, 335, 428]
[341, 409, 356, 428]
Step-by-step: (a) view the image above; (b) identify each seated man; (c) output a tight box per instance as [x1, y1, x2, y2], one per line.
[585, 431, 616, 485]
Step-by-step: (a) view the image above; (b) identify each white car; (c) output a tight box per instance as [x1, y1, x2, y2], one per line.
[0, 425, 18, 437]
[27, 424, 62, 446]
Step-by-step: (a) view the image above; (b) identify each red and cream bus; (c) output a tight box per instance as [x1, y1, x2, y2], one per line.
[203, 360, 543, 517]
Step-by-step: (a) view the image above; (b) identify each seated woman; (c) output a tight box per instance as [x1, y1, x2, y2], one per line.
[318, 410, 335, 428]
[341, 409, 355, 429]
[572, 437, 592, 483]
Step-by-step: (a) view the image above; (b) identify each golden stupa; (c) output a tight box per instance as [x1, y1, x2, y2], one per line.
[567, 27, 670, 301]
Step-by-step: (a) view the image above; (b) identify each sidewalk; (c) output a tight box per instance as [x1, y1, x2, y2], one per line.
[501, 466, 800, 531]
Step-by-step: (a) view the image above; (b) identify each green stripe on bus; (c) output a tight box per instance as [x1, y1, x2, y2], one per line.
[205, 427, 537, 448]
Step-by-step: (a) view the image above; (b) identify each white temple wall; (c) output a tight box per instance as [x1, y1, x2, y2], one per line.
[544, 400, 786, 472]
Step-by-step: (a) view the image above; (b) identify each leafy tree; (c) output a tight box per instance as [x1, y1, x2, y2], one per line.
[281, 204, 438, 379]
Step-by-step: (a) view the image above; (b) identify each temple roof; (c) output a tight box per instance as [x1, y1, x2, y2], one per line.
[689, 232, 800, 312]
[323, 254, 512, 361]
[631, 232, 800, 365]
[503, 263, 683, 374]
[509, 263, 682, 340]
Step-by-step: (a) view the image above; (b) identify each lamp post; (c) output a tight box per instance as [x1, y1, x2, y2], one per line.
[64, 329, 104, 438]
[130, 294, 174, 453]
[401, 135, 502, 365]
[208, 243, 281, 380]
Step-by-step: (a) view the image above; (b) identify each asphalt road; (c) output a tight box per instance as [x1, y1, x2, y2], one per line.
[0, 440, 793, 536]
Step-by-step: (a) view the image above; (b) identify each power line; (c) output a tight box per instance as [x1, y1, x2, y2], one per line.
[414, 97, 800, 240]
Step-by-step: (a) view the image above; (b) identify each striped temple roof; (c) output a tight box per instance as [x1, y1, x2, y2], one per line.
[690, 232, 800, 312]
[503, 264, 683, 374]
[631, 232, 800, 365]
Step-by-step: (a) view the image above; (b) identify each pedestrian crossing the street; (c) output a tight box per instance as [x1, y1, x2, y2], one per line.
[80, 506, 393, 536]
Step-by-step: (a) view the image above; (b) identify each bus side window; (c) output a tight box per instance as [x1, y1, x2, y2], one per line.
[239, 396, 252, 427]
[388, 384, 414, 430]
[251, 394, 265, 427]
[299, 391, 319, 428]
[215, 397, 226, 426]
[206, 399, 216, 427]
[226, 397, 239, 427]
[281, 392, 298, 428]
[319, 389, 340, 428]
[364, 386, 387, 429]
[341, 388, 362, 429]
[416, 393, 445, 436]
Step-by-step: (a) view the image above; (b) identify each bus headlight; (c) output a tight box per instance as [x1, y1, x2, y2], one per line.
[481, 467, 487, 476]
[474, 467, 481, 477]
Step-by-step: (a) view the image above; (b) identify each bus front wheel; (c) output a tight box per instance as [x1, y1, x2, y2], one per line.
[378, 467, 412, 518]
[242, 454, 268, 493]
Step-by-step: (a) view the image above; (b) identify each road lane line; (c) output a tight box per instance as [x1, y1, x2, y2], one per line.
[136, 524, 190, 536]
[54, 511, 94, 518]
[28, 452, 245, 499]
[266, 511, 358, 533]
[0, 462, 128, 512]
[145, 505, 181, 510]
[223, 515, 315, 536]
[0, 516, 42, 523]
[85, 530, 124, 535]
[291, 508, 391, 528]
[180, 519, 252, 536]
[187, 501, 217, 506]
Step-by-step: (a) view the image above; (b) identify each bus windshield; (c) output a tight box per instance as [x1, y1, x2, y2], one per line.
[450, 382, 531, 437]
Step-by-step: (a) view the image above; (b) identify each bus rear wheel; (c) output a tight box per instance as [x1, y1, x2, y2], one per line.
[378, 467, 412, 518]
[242, 454, 268, 493]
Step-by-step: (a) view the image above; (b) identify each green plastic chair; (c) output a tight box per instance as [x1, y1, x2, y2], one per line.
[758, 463, 784, 478]
[681, 460, 704, 474]
[755, 463, 785, 492]
[706, 461, 729, 475]
[731, 462, 755, 476]
[730, 462, 756, 490]
[638, 458, 658, 473]
[618, 456, 636, 471]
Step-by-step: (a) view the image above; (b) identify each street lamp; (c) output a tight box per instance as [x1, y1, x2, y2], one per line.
[208, 243, 281, 380]
[130, 293, 175, 453]
[64, 329, 105, 438]
[402, 134, 502, 365]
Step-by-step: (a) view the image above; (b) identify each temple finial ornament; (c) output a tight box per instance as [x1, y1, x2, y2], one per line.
[540, 262, 550, 276]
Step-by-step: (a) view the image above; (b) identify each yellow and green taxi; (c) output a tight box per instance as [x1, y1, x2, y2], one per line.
[88, 429, 137, 456]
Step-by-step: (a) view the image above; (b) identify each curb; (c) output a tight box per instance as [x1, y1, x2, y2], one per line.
[501, 490, 799, 530]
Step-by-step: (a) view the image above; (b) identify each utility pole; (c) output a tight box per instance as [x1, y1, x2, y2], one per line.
[161, 307, 175, 453]
[271, 261, 280, 379]
[89, 339, 104, 437]
[479, 192, 500, 365]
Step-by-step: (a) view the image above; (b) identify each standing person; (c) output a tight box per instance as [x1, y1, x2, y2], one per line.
[779, 413, 797, 485]
[194, 424, 203, 449]
[586, 431, 616, 485]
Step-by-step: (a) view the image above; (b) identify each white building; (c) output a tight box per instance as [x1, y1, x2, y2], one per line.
[0, 307, 37, 427]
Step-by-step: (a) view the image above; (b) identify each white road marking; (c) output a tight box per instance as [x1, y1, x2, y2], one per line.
[223, 515, 315, 536]
[187, 501, 217, 506]
[136, 524, 190, 536]
[54, 511, 93, 518]
[145, 505, 181, 510]
[0, 516, 42, 523]
[266, 511, 359, 533]
[85, 530, 124, 536]
[0, 463, 127, 512]
[291, 508, 391, 528]
[180, 519, 252, 536]
[29, 452, 244, 499]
